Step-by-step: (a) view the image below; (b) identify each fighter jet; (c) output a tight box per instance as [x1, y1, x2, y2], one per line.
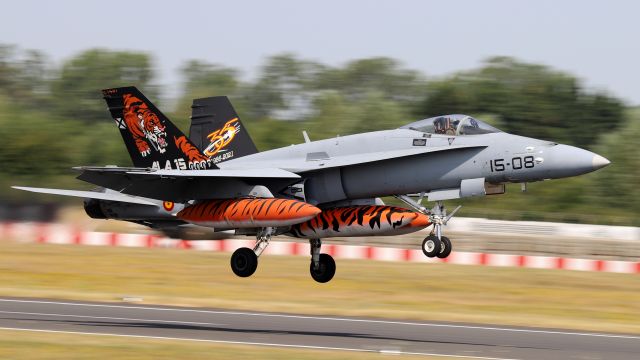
[14, 87, 610, 283]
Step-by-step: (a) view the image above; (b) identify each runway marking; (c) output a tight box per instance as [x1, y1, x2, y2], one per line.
[1, 298, 639, 340]
[0, 326, 521, 360]
[0, 310, 224, 328]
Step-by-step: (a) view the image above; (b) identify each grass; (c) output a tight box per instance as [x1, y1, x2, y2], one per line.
[0, 241, 638, 335]
[0, 329, 441, 360]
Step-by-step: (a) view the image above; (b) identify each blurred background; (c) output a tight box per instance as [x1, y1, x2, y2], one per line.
[0, 0, 638, 226]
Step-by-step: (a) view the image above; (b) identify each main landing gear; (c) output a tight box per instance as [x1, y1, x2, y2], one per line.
[230, 227, 272, 277]
[230, 229, 336, 283]
[395, 196, 459, 259]
[309, 239, 336, 283]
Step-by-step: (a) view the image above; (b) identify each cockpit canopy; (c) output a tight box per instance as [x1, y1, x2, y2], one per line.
[401, 114, 501, 136]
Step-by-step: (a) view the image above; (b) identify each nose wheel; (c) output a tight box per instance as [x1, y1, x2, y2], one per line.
[425, 201, 457, 259]
[438, 236, 452, 258]
[422, 235, 441, 257]
[422, 235, 452, 258]
[309, 239, 335, 283]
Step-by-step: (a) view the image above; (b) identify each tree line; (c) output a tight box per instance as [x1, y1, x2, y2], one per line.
[0, 45, 636, 225]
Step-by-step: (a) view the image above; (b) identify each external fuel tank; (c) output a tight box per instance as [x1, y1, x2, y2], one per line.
[177, 198, 321, 229]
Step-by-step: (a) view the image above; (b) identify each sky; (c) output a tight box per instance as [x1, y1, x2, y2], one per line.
[1, 0, 638, 104]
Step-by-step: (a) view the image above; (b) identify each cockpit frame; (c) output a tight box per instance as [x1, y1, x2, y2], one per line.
[401, 114, 501, 136]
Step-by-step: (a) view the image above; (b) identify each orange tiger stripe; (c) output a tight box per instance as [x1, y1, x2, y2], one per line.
[177, 198, 321, 228]
[289, 205, 431, 238]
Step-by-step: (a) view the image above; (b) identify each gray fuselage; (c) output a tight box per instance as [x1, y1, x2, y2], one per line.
[219, 128, 607, 205]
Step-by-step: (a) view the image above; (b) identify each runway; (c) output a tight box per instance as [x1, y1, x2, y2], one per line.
[0, 297, 637, 359]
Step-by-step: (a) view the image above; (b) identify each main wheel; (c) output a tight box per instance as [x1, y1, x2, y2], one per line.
[422, 235, 442, 258]
[437, 236, 452, 259]
[230, 247, 258, 277]
[310, 253, 336, 283]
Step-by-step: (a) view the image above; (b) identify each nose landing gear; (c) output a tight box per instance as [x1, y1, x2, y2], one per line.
[425, 201, 459, 259]
[395, 196, 459, 259]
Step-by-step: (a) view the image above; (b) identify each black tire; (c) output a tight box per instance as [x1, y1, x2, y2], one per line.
[421, 235, 442, 258]
[230, 247, 258, 277]
[310, 253, 336, 283]
[437, 236, 452, 259]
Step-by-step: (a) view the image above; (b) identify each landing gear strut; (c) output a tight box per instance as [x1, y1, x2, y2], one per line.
[230, 227, 273, 278]
[309, 239, 336, 283]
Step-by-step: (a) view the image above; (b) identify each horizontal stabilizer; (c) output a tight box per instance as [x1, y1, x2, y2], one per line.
[12, 186, 157, 206]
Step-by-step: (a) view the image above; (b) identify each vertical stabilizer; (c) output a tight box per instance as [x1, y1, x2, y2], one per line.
[189, 96, 258, 164]
[102, 87, 215, 170]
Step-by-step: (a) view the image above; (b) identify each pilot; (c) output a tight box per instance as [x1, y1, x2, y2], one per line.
[434, 117, 458, 135]
[433, 117, 446, 134]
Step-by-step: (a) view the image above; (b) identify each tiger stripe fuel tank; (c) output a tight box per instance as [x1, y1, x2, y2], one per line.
[177, 198, 321, 229]
[288, 205, 430, 239]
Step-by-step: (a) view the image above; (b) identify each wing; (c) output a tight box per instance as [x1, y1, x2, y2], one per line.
[74, 167, 301, 203]
[12, 186, 157, 206]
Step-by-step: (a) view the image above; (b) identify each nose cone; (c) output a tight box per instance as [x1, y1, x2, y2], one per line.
[547, 145, 610, 179]
[592, 154, 611, 170]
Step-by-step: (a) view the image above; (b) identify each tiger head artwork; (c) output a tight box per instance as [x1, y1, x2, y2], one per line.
[122, 94, 168, 157]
